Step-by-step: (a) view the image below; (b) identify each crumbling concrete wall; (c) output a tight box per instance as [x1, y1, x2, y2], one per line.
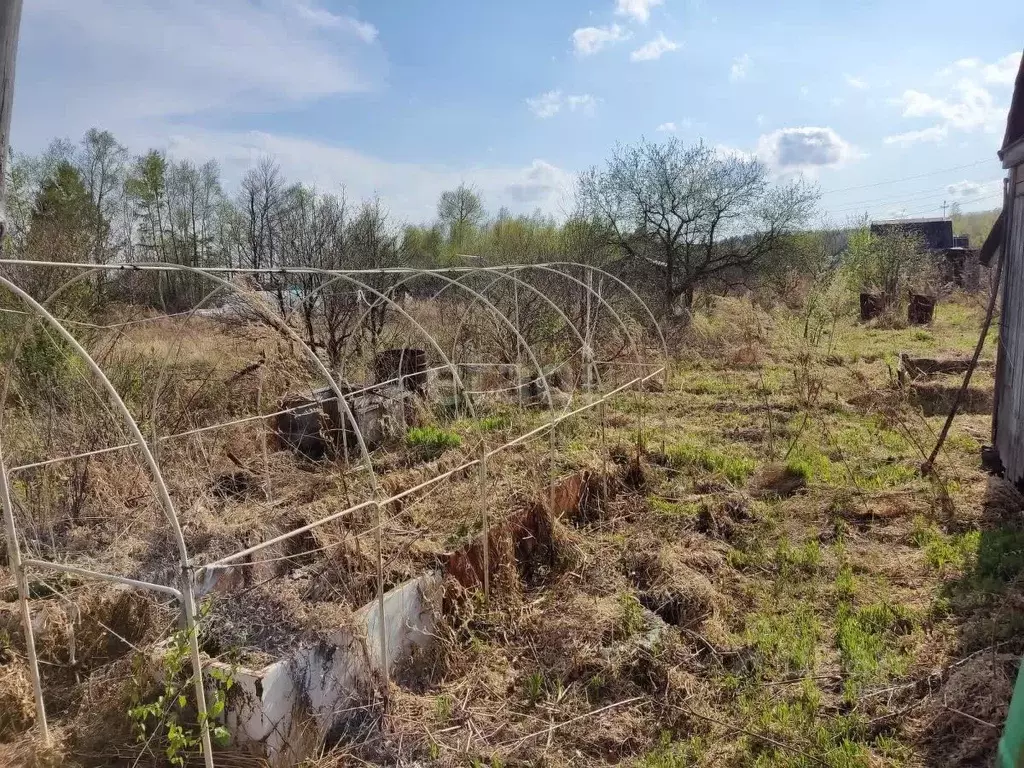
[217, 572, 442, 766]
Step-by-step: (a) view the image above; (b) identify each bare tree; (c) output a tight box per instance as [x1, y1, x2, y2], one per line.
[577, 138, 818, 314]
[280, 184, 349, 351]
[238, 158, 286, 272]
[75, 128, 127, 267]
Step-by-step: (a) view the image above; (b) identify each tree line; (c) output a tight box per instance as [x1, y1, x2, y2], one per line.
[5, 128, 847, 319]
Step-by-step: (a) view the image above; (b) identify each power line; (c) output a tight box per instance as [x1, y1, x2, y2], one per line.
[883, 191, 1002, 219]
[818, 158, 994, 196]
[826, 189, 956, 216]
[824, 176, 1002, 212]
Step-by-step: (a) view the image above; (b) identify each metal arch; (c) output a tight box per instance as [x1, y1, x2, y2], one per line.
[389, 270, 556, 412]
[261, 267, 480, 424]
[524, 263, 669, 451]
[0, 272, 215, 763]
[541, 262, 670, 380]
[341, 266, 599, 394]
[296, 267, 555, 414]
[498, 264, 647, 368]
[129, 263, 402, 686]
[440, 264, 654, 388]
[494, 264, 654, 444]
[421, 268, 603, 392]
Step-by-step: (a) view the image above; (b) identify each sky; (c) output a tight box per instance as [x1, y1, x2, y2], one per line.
[11, 0, 1024, 229]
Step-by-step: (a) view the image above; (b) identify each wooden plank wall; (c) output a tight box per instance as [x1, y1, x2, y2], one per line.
[997, 163, 1024, 484]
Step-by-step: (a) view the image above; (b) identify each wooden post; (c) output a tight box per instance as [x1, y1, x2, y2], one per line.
[0, 0, 24, 240]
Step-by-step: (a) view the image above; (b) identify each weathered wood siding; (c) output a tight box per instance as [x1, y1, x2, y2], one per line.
[997, 163, 1024, 483]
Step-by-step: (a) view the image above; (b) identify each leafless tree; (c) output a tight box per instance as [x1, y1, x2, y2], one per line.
[577, 138, 818, 314]
[75, 129, 127, 267]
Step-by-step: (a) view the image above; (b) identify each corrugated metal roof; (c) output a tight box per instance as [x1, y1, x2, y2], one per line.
[872, 217, 949, 226]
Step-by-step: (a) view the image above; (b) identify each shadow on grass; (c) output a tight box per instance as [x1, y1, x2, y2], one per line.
[920, 480, 1024, 768]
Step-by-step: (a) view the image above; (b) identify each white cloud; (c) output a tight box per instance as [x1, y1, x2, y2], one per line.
[890, 52, 1020, 143]
[504, 160, 574, 204]
[656, 122, 677, 132]
[799, 85, 810, 97]
[883, 125, 948, 146]
[946, 179, 1003, 201]
[845, 75, 868, 90]
[150, 127, 573, 221]
[571, 24, 629, 56]
[756, 126, 859, 172]
[730, 54, 750, 82]
[567, 94, 600, 115]
[941, 52, 1020, 85]
[631, 33, 679, 62]
[526, 90, 563, 119]
[526, 91, 599, 118]
[294, 3, 377, 42]
[898, 81, 1003, 131]
[615, 0, 664, 23]
[17, 0, 377, 135]
[714, 144, 756, 162]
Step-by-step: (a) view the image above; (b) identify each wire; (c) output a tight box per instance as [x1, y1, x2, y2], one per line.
[889, 191, 1002, 219]
[818, 158, 993, 196]
[823, 185, 997, 216]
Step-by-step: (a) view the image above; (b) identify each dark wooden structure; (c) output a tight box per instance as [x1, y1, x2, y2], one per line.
[859, 292, 886, 321]
[374, 348, 428, 394]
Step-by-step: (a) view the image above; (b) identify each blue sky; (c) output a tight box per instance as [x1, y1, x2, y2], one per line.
[12, 0, 1024, 227]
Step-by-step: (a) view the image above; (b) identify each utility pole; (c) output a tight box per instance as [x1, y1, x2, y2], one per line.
[0, 0, 24, 241]
[942, 200, 948, 219]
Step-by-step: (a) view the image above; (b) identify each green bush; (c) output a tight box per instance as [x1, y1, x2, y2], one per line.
[406, 425, 462, 461]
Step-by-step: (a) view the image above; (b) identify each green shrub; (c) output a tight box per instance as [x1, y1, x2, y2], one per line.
[406, 425, 462, 461]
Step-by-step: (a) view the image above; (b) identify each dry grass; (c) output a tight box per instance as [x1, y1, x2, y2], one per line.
[0, 293, 1018, 768]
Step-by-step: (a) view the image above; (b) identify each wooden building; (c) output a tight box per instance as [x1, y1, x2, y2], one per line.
[984, 52, 1024, 488]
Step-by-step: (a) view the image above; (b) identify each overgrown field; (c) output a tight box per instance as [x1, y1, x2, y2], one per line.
[0, 294, 1019, 768]
[372, 296, 1015, 768]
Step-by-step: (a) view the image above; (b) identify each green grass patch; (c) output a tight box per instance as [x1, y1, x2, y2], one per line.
[745, 604, 820, 677]
[735, 682, 874, 767]
[774, 539, 822, 577]
[666, 441, 756, 485]
[836, 601, 917, 697]
[835, 565, 857, 600]
[477, 413, 513, 432]
[649, 496, 702, 518]
[406, 425, 462, 461]
[911, 518, 979, 572]
[634, 733, 708, 767]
